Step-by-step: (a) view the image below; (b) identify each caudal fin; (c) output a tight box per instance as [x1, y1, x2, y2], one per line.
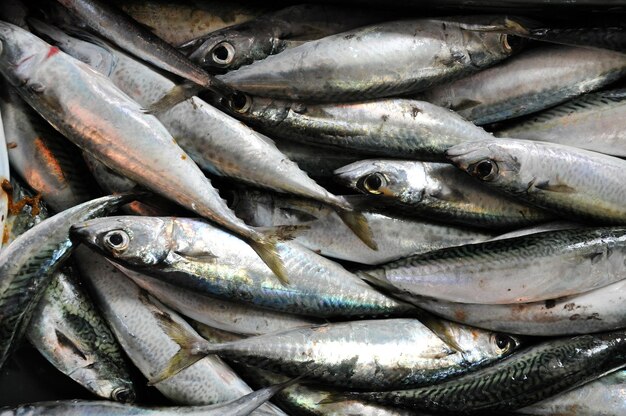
[150, 311, 226, 384]
[250, 224, 310, 285]
[335, 208, 377, 251]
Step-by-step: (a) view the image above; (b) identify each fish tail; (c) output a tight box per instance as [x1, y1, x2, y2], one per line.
[144, 81, 205, 114]
[250, 224, 311, 285]
[334, 206, 377, 251]
[149, 311, 224, 384]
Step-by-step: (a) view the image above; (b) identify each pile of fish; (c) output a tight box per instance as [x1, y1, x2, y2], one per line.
[1, 0, 626, 414]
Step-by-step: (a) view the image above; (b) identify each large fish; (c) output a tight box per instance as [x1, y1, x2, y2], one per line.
[0, 22, 290, 282]
[496, 89, 626, 157]
[0, 194, 132, 370]
[217, 95, 495, 161]
[335, 159, 553, 229]
[447, 138, 626, 223]
[151, 315, 521, 389]
[34, 22, 375, 250]
[359, 227, 626, 304]
[323, 329, 626, 413]
[420, 45, 626, 125]
[75, 248, 286, 415]
[217, 17, 519, 101]
[71, 216, 415, 318]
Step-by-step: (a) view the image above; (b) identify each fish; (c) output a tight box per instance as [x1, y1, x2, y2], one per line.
[70, 216, 415, 318]
[0, 108, 9, 247]
[184, 4, 389, 71]
[496, 88, 626, 157]
[217, 17, 519, 101]
[115, 0, 266, 47]
[520, 368, 626, 416]
[446, 138, 626, 223]
[487, 221, 583, 242]
[0, 22, 290, 283]
[412, 277, 626, 336]
[231, 188, 493, 265]
[53, 0, 229, 93]
[0, 83, 96, 212]
[0, 377, 296, 416]
[322, 329, 626, 413]
[335, 159, 553, 229]
[217, 95, 495, 161]
[35, 23, 375, 250]
[0, 194, 132, 370]
[358, 227, 626, 304]
[122, 268, 321, 336]
[26, 268, 135, 402]
[74, 247, 286, 415]
[151, 315, 521, 389]
[419, 45, 626, 125]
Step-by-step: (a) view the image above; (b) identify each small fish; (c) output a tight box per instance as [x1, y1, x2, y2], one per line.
[496, 89, 626, 157]
[335, 159, 553, 229]
[0, 194, 133, 370]
[150, 315, 521, 389]
[420, 45, 626, 125]
[217, 17, 519, 101]
[358, 227, 626, 304]
[71, 216, 415, 318]
[323, 329, 626, 413]
[447, 138, 626, 223]
[217, 95, 495, 161]
[185, 4, 389, 71]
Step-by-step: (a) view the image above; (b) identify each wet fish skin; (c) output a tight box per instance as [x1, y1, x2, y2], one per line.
[330, 329, 626, 413]
[0, 108, 9, 245]
[54, 0, 225, 91]
[123, 268, 321, 336]
[154, 316, 521, 389]
[446, 138, 626, 223]
[71, 216, 414, 318]
[335, 159, 553, 229]
[231, 188, 493, 265]
[412, 278, 626, 336]
[520, 368, 626, 416]
[220, 95, 495, 161]
[0, 194, 132, 370]
[217, 18, 517, 101]
[0, 22, 287, 281]
[0, 378, 292, 416]
[419, 45, 626, 125]
[75, 247, 286, 416]
[186, 4, 388, 71]
[359, 227, 626, 304]
[26, 268, 135, 402]
[496, 89, 626, 157]
[0, 84, 96, 212]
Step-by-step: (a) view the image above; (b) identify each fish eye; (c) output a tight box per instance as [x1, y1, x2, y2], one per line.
[210, 41, 235, 66]
[492, 333, 515, 354]
[102, 230, 130, 253]
[359, 172, 387, 195]
[471, 159, 499, 181]
[229, 92, 252, 114]
[112, 387, 135, 403]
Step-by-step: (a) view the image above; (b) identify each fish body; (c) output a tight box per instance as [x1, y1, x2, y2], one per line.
[496, 89, 626, 157]
[71, 216, 414, 318]
[360, 227, 626, 304]
[217, 18, 516, 101]
[0, 194, 131, 369]
[420, 45, 626, 125]
[335, 159, 552, 229]
[221, 96, 495, 161]
[447, 138, 626, 223]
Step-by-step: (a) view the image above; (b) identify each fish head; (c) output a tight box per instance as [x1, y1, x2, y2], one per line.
[219, 92, 290, 126]
[188, 26, 270, 71]
[334, 160, 428, 204]
[79, 372, 135, 403]
[439, 319, 523, 361]
[446, 139, 532, 194]
[71, 216, 174, 267]
[0, 21, 53, 86]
